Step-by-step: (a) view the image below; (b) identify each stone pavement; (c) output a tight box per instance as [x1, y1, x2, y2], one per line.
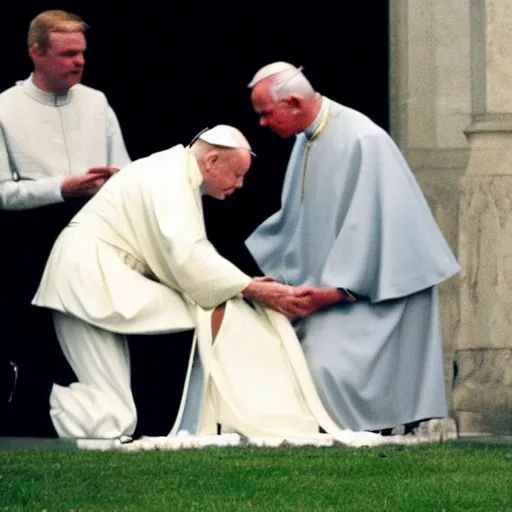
[1, 419, 510, 452]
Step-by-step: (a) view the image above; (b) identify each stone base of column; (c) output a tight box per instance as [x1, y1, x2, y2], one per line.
[454, 122, 512, 435]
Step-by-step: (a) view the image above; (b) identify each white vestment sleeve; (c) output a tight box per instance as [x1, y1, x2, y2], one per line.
[147, 158, 252, 309]
[0, 125, 65, 210]
[0, 176, 65, 210]
[171, 237, 252, 309]
[106, 106, 131, 169]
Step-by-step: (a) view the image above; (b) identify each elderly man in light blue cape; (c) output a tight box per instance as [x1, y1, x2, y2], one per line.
[246, 62, 461, 435]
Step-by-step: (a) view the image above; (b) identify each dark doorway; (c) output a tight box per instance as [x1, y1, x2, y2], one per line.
[0, 2, 389, 436]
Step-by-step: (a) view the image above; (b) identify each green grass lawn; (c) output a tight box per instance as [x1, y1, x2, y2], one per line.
[1, 442, 511, 511]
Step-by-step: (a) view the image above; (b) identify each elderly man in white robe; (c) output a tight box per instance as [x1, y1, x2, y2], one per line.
[32, 125, 390, 448]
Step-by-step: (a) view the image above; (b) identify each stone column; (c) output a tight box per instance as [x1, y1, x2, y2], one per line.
[389, 0, 471, 414]
[453, 0, 512, 435]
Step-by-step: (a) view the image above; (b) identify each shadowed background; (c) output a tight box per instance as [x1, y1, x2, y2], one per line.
[0, 1, 389, 436]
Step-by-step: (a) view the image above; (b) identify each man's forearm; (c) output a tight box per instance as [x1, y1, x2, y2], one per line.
[0, 177, 65, 210]
[242, 280, 272, 301]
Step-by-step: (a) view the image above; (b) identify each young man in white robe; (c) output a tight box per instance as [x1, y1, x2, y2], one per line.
[0, 10, 131, 436]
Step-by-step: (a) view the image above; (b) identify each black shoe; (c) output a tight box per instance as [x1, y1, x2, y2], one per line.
[404, 419, 428, 435]
[368, 428, 394, 437]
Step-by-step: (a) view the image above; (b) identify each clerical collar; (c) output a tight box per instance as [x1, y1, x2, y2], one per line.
[299, 96, 331, 201]
[20, 74, 73, 106]
[185, 146, 205, 193]
[303, 96, 330, 141]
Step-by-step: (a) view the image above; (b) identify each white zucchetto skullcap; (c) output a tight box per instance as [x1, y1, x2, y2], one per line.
[190, 125, 255, 156]
[247, 61, 299, 88]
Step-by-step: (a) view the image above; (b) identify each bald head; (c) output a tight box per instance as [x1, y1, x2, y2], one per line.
[195, 124, 254, 154]
[189, 125, 253, 200]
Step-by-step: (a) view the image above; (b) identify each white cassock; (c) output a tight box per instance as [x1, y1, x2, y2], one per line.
[32, 144, 386, 447]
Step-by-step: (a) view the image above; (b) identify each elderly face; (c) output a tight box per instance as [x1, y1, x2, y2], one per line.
[201, 148, 251, 200]
[251, 80, 298, 139]
[33, 31, 86, 94]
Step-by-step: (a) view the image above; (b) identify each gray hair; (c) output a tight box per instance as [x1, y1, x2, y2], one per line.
[269, 67, 315, 102]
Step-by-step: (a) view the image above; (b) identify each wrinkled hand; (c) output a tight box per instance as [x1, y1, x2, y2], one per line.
[251, 276, 277, 283]
[293, 286, 354, 316]
[242, 278, 313, 319]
